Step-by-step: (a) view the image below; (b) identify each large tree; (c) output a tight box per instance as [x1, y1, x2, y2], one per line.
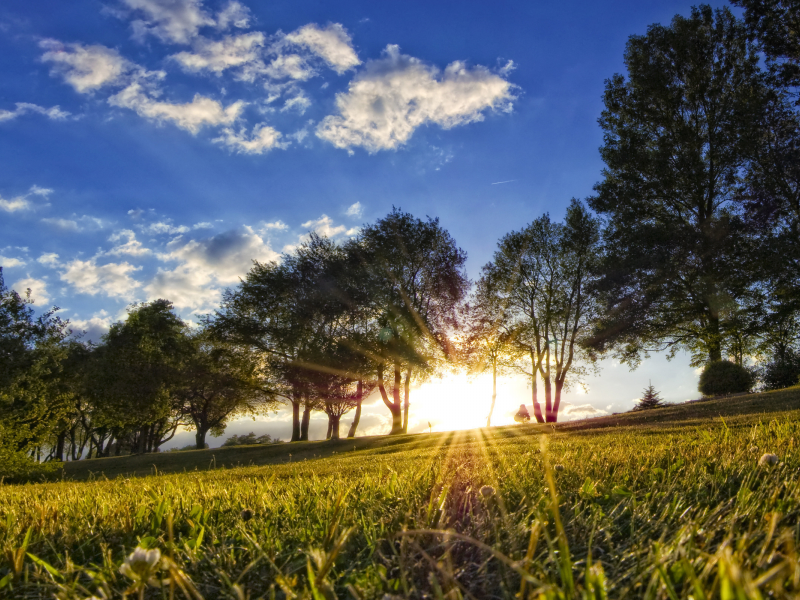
[353, 209, 469, 434]
[588, 5, 768, 366]
[478, 201, 600, 423]
[88, 300, 191, 454]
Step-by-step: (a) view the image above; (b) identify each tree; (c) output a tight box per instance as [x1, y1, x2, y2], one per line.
[0, 268, 72, 479]
[633, 382, 665, 410]
[478, 200, 600, 423]
[177, 327, 279, 449]
[588, 6, 769, 367]
[353, 209, 469, 434]
[89, 300, 191, 454]
[514, 404, 531, 423]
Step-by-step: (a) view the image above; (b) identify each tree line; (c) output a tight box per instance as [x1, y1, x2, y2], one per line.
[2, 2, 799, 479]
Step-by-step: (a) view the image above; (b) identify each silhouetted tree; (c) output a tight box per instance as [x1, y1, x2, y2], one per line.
[514, 404, 531, 423]
[589, 6, 769, 367]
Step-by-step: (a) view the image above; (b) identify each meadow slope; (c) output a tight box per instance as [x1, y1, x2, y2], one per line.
[1, 388, 800, 599]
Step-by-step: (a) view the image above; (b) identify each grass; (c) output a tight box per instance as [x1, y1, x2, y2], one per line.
[1, 387, 800, 599]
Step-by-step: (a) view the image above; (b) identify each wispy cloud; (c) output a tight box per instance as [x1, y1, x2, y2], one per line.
[0, 102, 70, 123]
[491, 179, 516, 185]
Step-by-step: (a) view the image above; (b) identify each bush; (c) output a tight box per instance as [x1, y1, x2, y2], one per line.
[222, 432, 280, 447]
[698, 360, 753, 396]
[761, 350, 800, 391]
[0, 447, 62, 484]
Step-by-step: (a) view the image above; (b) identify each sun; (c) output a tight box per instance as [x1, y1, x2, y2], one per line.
[406, 372, 527, 433]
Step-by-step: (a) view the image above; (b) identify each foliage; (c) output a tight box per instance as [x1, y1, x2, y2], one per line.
[698, 360, 755, 395]
[0, 268, 71, 482]
[513, 403, 531, 423]
[633, 382, 666, 411]
[1, 390, 800, 598]
[732, 0, 800, 93]
[589, 5, 769, 366]
[221, 432, 280, 446]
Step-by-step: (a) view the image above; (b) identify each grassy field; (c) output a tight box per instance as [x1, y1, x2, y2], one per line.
[2, 389, 800, 599]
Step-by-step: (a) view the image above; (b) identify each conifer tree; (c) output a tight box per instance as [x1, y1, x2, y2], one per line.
[634, 382, 665, 411]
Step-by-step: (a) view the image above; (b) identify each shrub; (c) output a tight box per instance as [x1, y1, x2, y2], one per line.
[698, 360, 753, 396]
[222, 432, 280, 447]
[761, 350, 800, 391]
[513, 404, 531, 423]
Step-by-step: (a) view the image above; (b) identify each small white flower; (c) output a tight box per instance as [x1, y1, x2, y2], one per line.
[759, 453, 779, 467]
[119, 546, 161, 584]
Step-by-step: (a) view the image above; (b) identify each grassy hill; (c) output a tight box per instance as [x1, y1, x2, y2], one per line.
[3, 387, 800, 598]
[63, 387, 800, 481]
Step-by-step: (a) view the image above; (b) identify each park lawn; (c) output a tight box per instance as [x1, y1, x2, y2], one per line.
[1, 387, 799, 599]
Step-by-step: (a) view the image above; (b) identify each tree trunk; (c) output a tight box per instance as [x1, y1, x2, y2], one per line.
[708, 312, 722, 362]
[530, 350, 545, 423]
[487, 358, 497, 428]
[290, 398, 301, 442]
[195, 428, 207, 450]
[330, 415, 341, 440]
[347, 380, 363, 439]
[549, 379, 564, 423]
[55, 431, 66, 462]
[326, 416, 333, 440]
[300, 397, 312, 441]
[377, 365, 403, 435]
[402, 369, 411, 433]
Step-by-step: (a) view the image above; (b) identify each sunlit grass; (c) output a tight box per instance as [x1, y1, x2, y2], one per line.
[2, 390, 800, 598]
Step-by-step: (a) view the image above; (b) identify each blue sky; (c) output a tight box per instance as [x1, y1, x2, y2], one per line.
[0, 0, 732, 442]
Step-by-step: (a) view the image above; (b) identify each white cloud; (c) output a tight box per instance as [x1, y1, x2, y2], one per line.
[283, 23, 360, 74]
[122, 0, 215, 44]
[0, 185, 53, 213]
[193, 221, 212, 229]
[142, 220, 190, 235]
[146, 227, 278, 310]
[213, 122, 284, 154]
[109, 82, 245, 133]
[37, 253, 60, 266]
[10, 276, 50, 304]
[215, 1, 251, 30]
[0, 102, 70, 123]
[107, 229, 151, 256]
[0, 256, 26, 268]
[317, 45, 515, 152]
[0, 195, 31, 212]
[560, 403, 609, 421]
[60, 258, 142, 299]
[40, 40, 139, 93]
[69, 313, 113, 342]
[301, 214, 348, 238]
[345, 202, 362, 218]
[29, 185, 53, 197]
[171, 32, 265, 80]
[41, 215, 108, 232]
[280, 91, 311, 114]
[263, 53, 315, 81]
[260, 220, 288, 231]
